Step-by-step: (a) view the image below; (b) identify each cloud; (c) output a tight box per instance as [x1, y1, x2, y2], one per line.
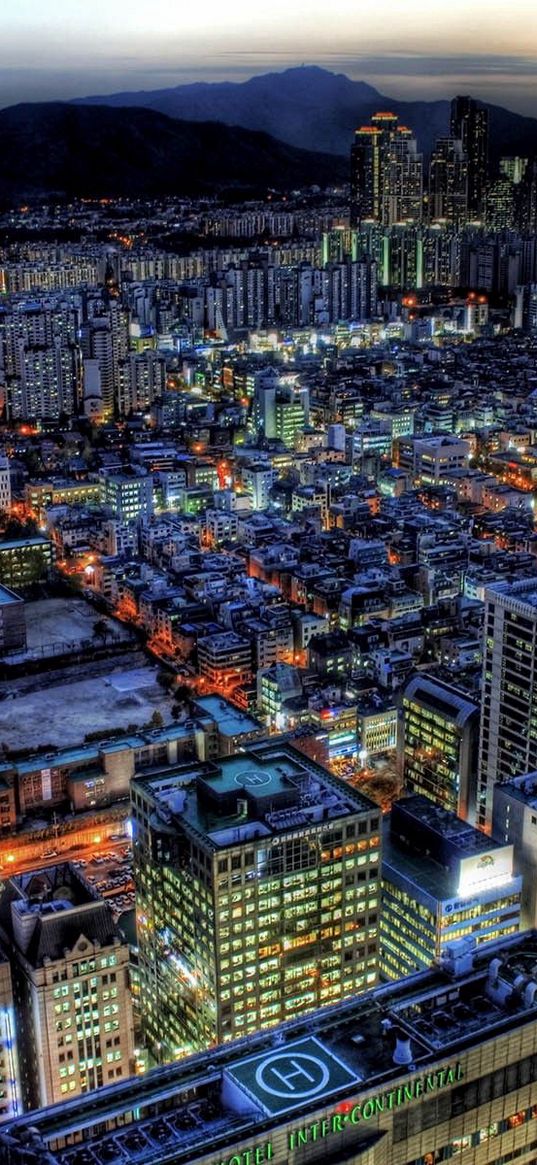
[0, 53, 536, 116]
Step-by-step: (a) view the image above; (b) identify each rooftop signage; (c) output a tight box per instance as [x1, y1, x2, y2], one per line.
[215, 1038, 464, 1165]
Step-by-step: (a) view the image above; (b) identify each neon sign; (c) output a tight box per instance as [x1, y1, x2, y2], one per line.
[211, 1062, 464, 1165]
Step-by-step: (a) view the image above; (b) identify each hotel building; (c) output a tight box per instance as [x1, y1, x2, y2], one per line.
[5, 932, 537, 1165]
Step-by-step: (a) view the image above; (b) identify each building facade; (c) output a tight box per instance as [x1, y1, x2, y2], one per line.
[493, 773, 537, 931]
[0, 864, 134, 1111]
[132, 740, 381, 1061]
[478, 579, 537, 831]
[401, 674, 479, 821]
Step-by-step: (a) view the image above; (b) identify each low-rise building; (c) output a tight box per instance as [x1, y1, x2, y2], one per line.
[0, 536, 54, 591]
[0, 585, 26, 652]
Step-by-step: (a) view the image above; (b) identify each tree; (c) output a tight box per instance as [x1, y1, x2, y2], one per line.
[93, 619, 109, 644]
[149, 710, 164, 730]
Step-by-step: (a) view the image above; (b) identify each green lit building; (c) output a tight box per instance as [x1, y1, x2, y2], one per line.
[0, 535, 53, 590]
[381, 796, 521, 982]
[401, 673, 479, 822]
[131, 740, 381, 1061]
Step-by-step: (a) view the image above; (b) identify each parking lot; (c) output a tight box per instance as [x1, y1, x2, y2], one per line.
[71, 838, 135, 919]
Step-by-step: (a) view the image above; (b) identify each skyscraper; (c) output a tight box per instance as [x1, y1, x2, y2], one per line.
[383, 125, 423, 225]
[350, 124, 382, 224]
[350, 114, 422, 227]
[450, 96, 489, 217]
[428, 137, 468, 224]
[478, 579, 537, 832]
[132, 740, 381, 1061]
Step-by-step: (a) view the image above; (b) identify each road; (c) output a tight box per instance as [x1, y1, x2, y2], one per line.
[0, 820, 130, 878]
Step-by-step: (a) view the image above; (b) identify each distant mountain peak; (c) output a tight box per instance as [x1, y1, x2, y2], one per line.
[71, 65, 537, 161]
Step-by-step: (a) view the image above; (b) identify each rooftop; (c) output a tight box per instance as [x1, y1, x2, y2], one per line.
[0, 863, 120, 967]
[494, 771, 537, 811]
[0, 583, 22, 604]
[5, 932, 537, 1165]
[135, 741, 377, 849]
[192, 695, 261, 738]
[383, 797, 518, 906]
[0, 534, 51, 551]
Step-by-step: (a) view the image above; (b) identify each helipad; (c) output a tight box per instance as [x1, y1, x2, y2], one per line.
[225, 1036, 361, 1116]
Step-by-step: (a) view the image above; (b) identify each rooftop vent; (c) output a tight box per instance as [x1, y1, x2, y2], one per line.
[392, 1029, 413, 1067]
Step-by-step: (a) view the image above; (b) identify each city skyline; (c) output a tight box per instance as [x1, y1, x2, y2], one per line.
[2, 0, 537, 1159]
[1, 0, 537, 114]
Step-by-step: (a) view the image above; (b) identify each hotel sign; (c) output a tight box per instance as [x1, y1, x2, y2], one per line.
[215, 1038, 464, 1165]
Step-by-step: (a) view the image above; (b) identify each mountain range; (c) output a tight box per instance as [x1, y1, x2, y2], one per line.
[1, 67, 537, 205]
[75, 65, 537, 163]
[0, 102, 347, 204]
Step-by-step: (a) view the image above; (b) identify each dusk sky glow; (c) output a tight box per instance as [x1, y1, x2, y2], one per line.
[1, 0, 537, 112]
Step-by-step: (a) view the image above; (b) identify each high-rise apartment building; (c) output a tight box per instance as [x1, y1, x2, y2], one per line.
[478, 579, 537, 831]
[0, 455, 11, 515]
[350, 124, 382, 224]
[450, 96, 489, 217]
[132, 740, 381, 1061]
[9, 340, 79, 420]
[0, 864, 134, 1111]
[350, 114, 423, 227]
[428, 137, 468, 223]
[116, 351, 167, 415]
[383, 125, 423, 225]
[401, 673, 480, 821]
[381, 796, 521, 981]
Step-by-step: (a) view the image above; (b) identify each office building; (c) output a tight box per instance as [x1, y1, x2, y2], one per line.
[7, 932, 537, 1165]
[493, 773, 537, 930]
[0, 864, 134, 1111]
[99, 471, 154, 523]
[356, 698, 398, 759]
[395, 435, 470, 483]
[241, 464, 275, 511]
[0, 536, 53, 591]
[401, 674, 480, 821]
[381, 795, 521, 981]
[478, 579, 537, 831]
[131, 740, 381, 1061]
[450, 96, 489, 216]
